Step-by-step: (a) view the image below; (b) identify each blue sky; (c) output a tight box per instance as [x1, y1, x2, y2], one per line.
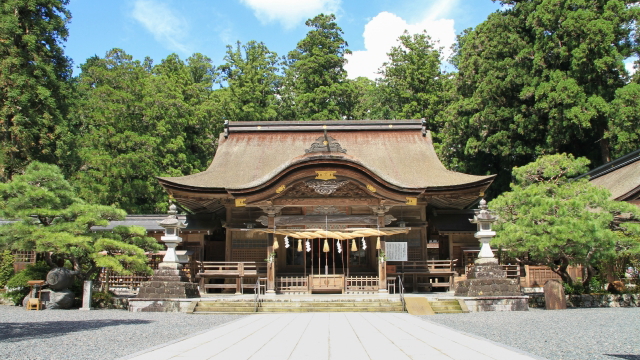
[64, 0, 505, 79]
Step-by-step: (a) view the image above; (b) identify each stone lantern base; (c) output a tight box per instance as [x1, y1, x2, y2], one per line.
[455, 263, 522, 297]
[137, 262, 199, 299]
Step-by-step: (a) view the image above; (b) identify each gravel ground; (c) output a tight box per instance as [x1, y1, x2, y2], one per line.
[420, 307, 640, 360]
[0, 305, 245, 360]
[2, 305, 639, 360]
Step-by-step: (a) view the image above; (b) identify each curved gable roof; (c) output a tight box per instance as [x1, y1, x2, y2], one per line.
[159, 120, 494, 191]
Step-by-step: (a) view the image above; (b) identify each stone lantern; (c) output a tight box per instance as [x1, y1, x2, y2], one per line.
[158, 203, 186, 266]
[135, 202, 199, 302]
[454, 198, 523, 302]
[470, 199, 498, 265]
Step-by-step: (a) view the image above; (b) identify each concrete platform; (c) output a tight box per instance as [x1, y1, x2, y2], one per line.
[121, 313, 544, 360]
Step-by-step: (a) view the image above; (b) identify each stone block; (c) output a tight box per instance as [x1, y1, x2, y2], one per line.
[543, 280, 566, 310]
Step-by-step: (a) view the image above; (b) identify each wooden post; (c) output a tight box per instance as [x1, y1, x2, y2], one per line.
[225, 206, 232, 261]
[266, 240, 275, 295]
[378, 240, 387, 293]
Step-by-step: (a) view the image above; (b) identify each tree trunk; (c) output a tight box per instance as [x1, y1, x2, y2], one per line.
[583, 265, 594, 289]
[43, 252, 56, 269]
[551, 256, 572, 285]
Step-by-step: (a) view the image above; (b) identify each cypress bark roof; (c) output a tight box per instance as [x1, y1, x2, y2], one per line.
[582, 148, 640, 202]
[158, 120, 494, 192]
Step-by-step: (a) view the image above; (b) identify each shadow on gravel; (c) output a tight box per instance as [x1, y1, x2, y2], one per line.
[605, 355, 640, 360]
[0, 319, 154, 342]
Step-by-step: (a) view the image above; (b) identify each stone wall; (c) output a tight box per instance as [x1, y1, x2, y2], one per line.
[529, 294, 640, 308]
[462, 296, 529, 312]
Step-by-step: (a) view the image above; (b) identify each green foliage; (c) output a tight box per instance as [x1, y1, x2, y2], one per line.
[490, 154, 640, 287]
[378, 31, 449, 127]
[0, 250, 14, 288]
[282, 13, 354, 120]
[0, 0, 73, 180]
[563, 281, 585, 295]
[608, 83, 640, 158]
[0, 161, 161, 279]
[220, 41, 282, 121]
[70, 50, 222, 213]
[440, 0, 640, 195]
[4, 261, 49, 305]
[91, 289, 115, 308]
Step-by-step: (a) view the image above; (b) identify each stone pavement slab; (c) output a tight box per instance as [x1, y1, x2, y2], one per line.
[121, 313, 544, 360]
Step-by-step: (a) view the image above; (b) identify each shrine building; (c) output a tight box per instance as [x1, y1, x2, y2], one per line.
[157, 120, 495, 295]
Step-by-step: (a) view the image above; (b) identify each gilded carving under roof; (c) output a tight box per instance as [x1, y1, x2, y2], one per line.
[305, 179, 348, 195]
[280, 181, 371, 198]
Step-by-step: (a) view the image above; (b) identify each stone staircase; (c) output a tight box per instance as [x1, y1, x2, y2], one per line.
[191, 299, 405, 314]
[428, 299, 466, 314]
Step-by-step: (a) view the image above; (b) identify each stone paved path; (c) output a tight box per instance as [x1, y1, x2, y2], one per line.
[122, 313, 544, 360]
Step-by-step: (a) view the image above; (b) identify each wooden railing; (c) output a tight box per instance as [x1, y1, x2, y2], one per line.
[388, 260, 458, 292]
[345, 276, 379, 293]
[276, 276, 308, 293]
[196, 261, 267, 277]
[388, 260, 458, 274]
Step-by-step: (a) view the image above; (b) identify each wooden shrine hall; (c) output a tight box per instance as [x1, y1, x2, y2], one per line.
[157, 120, 495, 295]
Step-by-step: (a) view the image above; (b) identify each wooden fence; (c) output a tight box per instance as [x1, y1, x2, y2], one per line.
[276, 276, 308, 294]
[345, 276, 379, 293]
[522, 265, 584, 287]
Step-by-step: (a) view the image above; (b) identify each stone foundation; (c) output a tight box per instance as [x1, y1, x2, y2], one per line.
[455, 264, 522, 297]
[128, 299, 196, 312]
[462, 296, 529, 312]
[529, 294, 640, 308]
[136, 267, 199, 299]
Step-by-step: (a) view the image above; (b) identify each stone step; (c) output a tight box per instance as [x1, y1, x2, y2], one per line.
[192, 300, 406, 313]
[428, 300, 464, 314]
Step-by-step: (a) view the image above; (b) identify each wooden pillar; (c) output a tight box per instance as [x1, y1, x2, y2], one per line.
[266, 239, 276, 295]
[225, 206, 232, 261]
[378, 240, 387, 293]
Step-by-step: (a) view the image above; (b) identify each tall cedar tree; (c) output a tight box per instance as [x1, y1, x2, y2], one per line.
[219, 41, 282, 121]
[378, 31, 448, 127]
[0, 0, 73, 181]
[282, 14, 353, 120]
[440, 0, 639, 195]
[71, 50, 221, 214]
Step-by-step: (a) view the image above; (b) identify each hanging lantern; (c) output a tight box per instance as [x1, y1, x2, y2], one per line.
[297, 239, 302, 252]
[376, 236, 381, 250]
[351, 239, 357, 252]
[323, 239, 329, 252]
[273, 237, 279, 250]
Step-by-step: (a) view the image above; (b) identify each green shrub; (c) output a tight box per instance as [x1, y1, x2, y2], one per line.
[586, 277, 608, 294]
[92, 290, 117, 308]
[3, 261, 50, 305]
[563, 281, 585, 295]
[0, 250, 14, 288]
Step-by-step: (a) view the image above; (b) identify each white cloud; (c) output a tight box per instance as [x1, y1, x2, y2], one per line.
[344, 9, 457, 80]
[239, 0, 341, 30]
[625, 57, 637, 77]
[132, 0, 191, 54]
